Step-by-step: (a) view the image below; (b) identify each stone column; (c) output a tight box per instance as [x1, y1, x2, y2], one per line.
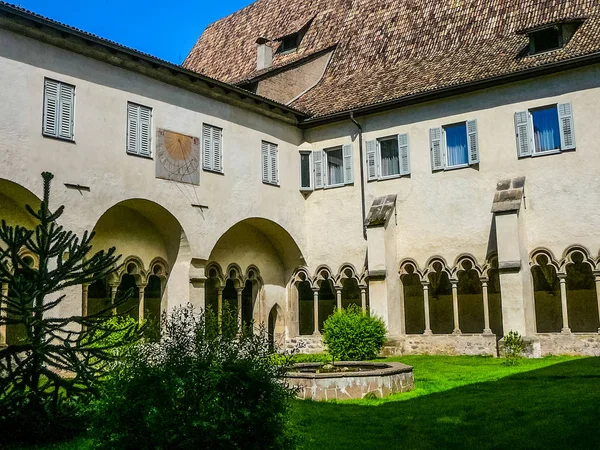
[595, 274, 600, 334]
[236, 288, 244, 328]
[422, 282, 432, 335]
[217, 287, 224, 330]
[335, 287, 342, 310]
[81, 284, 89, 318]
[109, 283, 119, 315]
[137, 283, 147, 322]
[360, 286, 367, 314]
[0, 283, 8, 346]
[481, 279, 492, 335]
[451, 280, 461, 335]
[558, 274, 571, 334]
[312, 288, 320, 336]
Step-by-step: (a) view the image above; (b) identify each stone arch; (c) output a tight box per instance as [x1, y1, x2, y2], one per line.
[268, 303, 285, 349]
[484, 254, 504, 337]
[399, 259, 426, 335]
[91, 199, 190, 317]
[205, 262, 225, 315]
[424, 257, 454, 334]
[337, 264, 363, 311]
[0, 179, 42, 346]
[530, 248, 562, 333]
[313, 266, 335, 332]
[562, 246, 599, 332]
[455, 255, 485, 333]
[242, 265, 263, 329]
[289, 267, 315, 336]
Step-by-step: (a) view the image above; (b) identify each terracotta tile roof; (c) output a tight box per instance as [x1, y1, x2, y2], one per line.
[183, 0, 600, 118]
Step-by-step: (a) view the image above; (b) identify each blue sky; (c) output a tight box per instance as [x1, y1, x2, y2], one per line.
[14, 0, 255, 64]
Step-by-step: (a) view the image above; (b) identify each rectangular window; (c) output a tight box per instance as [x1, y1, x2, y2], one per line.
[261, 141, 279, 185]
[379, 137, 400, 178]
[299, 151, 312, 191]
[325, 147, 344, 187]
[515, 103, 575, 157]
[202, 124, 223, 172]
[429, 121, 478, 171]
[444, 123, 469, 167]
[366, 134, 410, 181]
[43, 79, 75, 141]
[127, 102, 152, 157]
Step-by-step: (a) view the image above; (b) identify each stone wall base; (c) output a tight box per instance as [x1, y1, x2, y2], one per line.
[286, 335, 325, 354]
[535, 333, 600, 356]
[382, 334, 498, 357]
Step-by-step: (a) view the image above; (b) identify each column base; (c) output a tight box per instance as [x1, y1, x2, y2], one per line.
[483, 328, 493, 335]
[452, 329, 462, 335]
[423, 329, 433, 336]
[312, 331, 321, 336]
[561, 327, 572, 334]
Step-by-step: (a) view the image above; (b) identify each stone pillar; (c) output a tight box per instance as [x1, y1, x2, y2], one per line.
[595, 274, 600, 334]
[81, 284, 89, 318]
[0, 283, 8, 346]
[312, 288, 320, 336]
[110, 283, 119, 315]
[217, 287, 224, 330]
[422, 282, 432, 335]
[335, 287, 342, 310]
[558, 275, 571, 334]
[137, 283, 147, 322]
[481, 279, 493, 335]
[236, 288, 243, 328]
[360, 286, 367, 314]
[451, 280, 461, 335]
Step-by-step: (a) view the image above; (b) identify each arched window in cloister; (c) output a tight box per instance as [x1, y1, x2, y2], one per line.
[116, 274, 140, 321]
[87, 278, 111, 317]
[564, 250, 600, 332]
[456, 259, 485, 334]
[531, 252, 562, 333]
[486, 259, 504, 337]
[6, 255, 37, 345]
[297, 279, 314, 336]
[317, 272, 336, 332]
[427, 261, 454, 334]
[400, 263, 425, 335]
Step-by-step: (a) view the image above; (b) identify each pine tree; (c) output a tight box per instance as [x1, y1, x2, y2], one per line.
[0, 172, 142, 444]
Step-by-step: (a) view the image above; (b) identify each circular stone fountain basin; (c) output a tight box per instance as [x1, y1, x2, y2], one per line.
[286, 361, 414, 401]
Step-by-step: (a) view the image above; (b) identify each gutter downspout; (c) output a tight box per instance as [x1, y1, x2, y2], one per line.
[350, 111, 367, 240]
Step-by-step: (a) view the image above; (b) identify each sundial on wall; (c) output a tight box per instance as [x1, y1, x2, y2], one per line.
[156, 129, 200, 185]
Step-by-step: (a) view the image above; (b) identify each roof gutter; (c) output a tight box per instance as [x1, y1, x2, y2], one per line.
[299, 51, 600, 128]
[0, 3, 309, 125]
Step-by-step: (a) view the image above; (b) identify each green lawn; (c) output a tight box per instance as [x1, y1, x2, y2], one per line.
[292, 355, 600, 450]
[17, 355, 600, 450]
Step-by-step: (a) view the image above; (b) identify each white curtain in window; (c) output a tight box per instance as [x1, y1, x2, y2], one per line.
[380, 139, 399, 177]
[328, 150, 344, 185]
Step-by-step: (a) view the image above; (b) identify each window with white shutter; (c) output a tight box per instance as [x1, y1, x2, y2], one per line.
[366, 134, 410, 181]
[202, 124, 223, 172]
[126, 102, 152, 157]
[430, 121, 479, 171]
[300, 152, 313, 191]
[515, 102, 576, 158]
[43, 79, 75, 141]
[261, 141, 279, 185]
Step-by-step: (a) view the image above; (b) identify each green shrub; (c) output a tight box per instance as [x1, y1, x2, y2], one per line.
[89, 304, 297, 450]
[322, 305, 387, 361]
[503, 330, 526, 365]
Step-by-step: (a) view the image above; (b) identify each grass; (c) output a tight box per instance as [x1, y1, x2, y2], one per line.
[14, 355, 600, 450]
[291, 355, 600, 450]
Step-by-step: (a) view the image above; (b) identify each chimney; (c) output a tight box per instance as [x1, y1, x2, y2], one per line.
[256, 38, 273, 71]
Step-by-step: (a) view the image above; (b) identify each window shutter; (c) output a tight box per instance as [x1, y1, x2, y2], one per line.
[366, 140, 378, 181]
[514, 111, 532, 157]
[322, 150, 328, 187]
[342, 144, 354, 184]
[58, 84, 74, 140]
[314, 150, 324, 189]
[269, 144, 278, 184]
[43, 79, 59, 137]
[126, 103, 139, 154]
[212, 126, 222, 171]
[202, 124, 212, 169]
[557, 102, 576, 150]
[398, 133, 410, 175]
[261, 141, 269, 183]
[139, 106, 151, 156]
[429, 127, 444, 171]
[466, 120, 479, 164]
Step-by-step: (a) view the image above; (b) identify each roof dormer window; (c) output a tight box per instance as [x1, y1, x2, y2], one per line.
[527, 21, 582, 55]
[279, 33, 300, 54]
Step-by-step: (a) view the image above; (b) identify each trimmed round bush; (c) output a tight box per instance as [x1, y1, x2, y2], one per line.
[322, 304, 387, 361]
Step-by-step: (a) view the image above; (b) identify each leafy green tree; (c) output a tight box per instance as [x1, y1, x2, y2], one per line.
[0, 172, 142, 445]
